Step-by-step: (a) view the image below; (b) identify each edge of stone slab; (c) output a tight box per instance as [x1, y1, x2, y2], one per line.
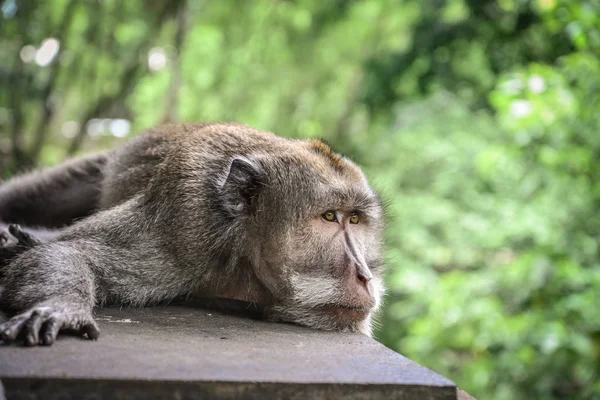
[1, 377, 458, 400]
[457, 388, 477, 400]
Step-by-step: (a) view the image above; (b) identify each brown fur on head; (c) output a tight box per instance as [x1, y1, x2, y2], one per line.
[220, 138, 385, 335]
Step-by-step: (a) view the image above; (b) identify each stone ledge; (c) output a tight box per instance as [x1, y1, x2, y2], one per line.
[0, 304, 458, 399]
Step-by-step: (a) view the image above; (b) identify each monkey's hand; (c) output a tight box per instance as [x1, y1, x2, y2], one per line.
[0, 224, 42, 271]
[0, 299, 99, 346]
[1, 224, 42, 248]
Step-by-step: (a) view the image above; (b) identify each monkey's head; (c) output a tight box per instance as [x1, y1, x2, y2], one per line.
[220, 138, 385, 336]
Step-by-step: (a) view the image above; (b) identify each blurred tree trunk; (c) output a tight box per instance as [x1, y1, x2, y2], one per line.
[9, 49, 27, 170]
[7, 2, 33, 171]
[162, 0, 188, 124]
[66, 0, 184, 156]
[29, 0, 79, 164]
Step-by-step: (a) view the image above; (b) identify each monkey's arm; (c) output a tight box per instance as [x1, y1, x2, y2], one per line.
[0, 201, 189, 346]
[0, 153, 108, 228]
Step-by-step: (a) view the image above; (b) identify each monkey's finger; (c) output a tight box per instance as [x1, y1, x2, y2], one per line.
[0, 232, 8, 246]
[0, 314, 30, 341]
[81, 321, 100, 340]
[40, 318, 62, 346]
[7, 225, 22, 240]
[24, 310, 44, 346]
[0, 324, 14, 342]
[8, 224, 40, 247]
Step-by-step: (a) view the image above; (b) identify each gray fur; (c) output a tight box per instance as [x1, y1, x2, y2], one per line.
[0, 123, 385, 345]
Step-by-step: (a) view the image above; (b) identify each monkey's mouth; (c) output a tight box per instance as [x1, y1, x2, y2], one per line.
[329, 304, 369, 311]
[318, 303, 372, 319]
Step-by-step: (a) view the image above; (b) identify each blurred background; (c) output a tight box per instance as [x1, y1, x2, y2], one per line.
[1, 0, 599, 398]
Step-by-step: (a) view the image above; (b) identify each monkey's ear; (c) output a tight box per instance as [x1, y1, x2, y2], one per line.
[220, 157, 265, 216]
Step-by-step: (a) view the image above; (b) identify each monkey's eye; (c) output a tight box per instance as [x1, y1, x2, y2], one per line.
[322, 211, 337, 222]
[349, 213, 360, 224]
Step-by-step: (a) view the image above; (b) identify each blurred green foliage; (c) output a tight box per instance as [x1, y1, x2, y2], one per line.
[1, 0, 599, 398]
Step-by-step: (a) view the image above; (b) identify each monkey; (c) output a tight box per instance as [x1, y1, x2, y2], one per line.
[0, 122, 385, 346]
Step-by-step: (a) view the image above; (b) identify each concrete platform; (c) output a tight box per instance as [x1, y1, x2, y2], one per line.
[0, 303, 458, 399]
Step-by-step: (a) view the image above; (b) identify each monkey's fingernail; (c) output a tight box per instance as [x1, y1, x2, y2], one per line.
[83, 324, 100, 340]
[42, 334, 53, 346]
[8, 224, 20, 234]
[25, 335, 37, 346]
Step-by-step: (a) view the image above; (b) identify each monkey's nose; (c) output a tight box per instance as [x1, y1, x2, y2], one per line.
[356, 262, 373, 285]
[355, 260, 373, 285]
[357, 272, 371, 284]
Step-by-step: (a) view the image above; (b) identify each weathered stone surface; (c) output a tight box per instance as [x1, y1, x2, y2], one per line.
[0, 304, 457, 399]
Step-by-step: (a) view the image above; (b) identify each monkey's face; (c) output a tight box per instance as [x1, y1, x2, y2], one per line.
[277, 207, 384, 335]
[247, 157, 385, 336]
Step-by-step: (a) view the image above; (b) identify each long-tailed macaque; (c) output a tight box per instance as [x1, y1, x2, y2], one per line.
[0, 123, 384, 346]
